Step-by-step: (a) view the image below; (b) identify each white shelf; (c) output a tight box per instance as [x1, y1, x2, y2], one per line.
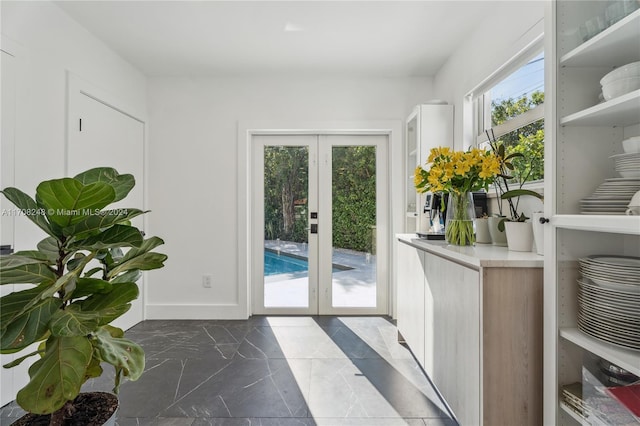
[560, 328, 640, 377]
[560, 89, 640, 127]
[561, 10, 640, 67]
[559, 401, 584, 424]
[552, 215, 640, 235]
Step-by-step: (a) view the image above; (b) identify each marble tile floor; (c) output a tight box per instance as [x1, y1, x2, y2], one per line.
[0, 316, 458, 426]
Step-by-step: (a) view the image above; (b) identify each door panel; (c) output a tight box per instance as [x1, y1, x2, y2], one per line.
[252, 134, 388, 315]
[67, 90, 145, 329]
[319, 135, 388, 315]
[1, 48, 17, 408]
[253, 135, 318, 315]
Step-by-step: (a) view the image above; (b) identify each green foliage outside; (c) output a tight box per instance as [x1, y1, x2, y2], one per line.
[263, 145, 376, 253]
[332, 146, 376, 253]
[491, 91, 544, 181]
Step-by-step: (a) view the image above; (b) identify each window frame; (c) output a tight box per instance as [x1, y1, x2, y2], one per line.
[468, 34, 545, 190]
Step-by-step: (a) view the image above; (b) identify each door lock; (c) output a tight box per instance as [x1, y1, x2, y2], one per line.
[310, 224, 318, 234]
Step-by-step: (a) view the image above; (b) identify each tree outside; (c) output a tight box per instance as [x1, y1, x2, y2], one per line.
[491, 91, 545, 182]
[263, 145, 376, 253]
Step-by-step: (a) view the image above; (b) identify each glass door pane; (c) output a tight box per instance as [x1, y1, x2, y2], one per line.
[263, 146, 310, 308]
[330, 145, 377, 308]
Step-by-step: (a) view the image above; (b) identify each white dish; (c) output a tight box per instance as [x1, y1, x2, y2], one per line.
[580, 212, 626, 215]
[619, 171, 640, 178]
[584, 255, 640, 267]
[600, 61, 640, 86]
[622, 136, 640, 153]
[602, 76, 640, 100]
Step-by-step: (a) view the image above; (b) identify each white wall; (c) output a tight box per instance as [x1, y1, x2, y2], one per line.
[432, 1, 545, 150]
[1, 0, 147, 406]
[1, 1, 147, 250]
[146, 76, 432, 318]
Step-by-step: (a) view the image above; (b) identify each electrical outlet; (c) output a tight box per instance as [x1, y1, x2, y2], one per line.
[202, 275, 212, 288]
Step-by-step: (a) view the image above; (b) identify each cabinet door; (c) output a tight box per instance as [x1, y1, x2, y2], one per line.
[424, 253, 480, 425]
[396, 242, 425, 367]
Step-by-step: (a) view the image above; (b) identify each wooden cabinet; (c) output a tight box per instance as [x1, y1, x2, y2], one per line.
[405, 104, 453, 233]
[544, 3, 640, 424]
[396, 235, 543, 425]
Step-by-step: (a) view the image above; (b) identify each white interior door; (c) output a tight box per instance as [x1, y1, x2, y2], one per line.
[1, 46, 17, 408]
[67, 77, 145, 330]
[252, 133, 388, 315]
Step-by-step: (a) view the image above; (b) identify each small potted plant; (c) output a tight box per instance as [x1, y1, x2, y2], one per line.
[0, 167, 167, 425]
[485, 131, 543, 251]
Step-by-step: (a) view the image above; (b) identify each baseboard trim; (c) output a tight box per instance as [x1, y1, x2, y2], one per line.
[145, 304, 248, 320]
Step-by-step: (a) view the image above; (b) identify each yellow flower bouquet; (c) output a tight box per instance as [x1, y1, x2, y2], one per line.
[415, 147, 501, 245]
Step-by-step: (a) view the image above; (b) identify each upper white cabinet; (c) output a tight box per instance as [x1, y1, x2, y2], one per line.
[544, 2, 640, 424]
[405, 104, 453, 233]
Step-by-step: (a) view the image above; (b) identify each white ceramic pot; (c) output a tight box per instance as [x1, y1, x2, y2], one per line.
[505, 221, 534, 252]
[487, 216, 507, 247]
[475, 218, 491, 244]
[531, 212, 545, 256]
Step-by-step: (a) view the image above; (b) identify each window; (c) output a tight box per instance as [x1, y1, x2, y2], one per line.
[474, 47, 545, 183]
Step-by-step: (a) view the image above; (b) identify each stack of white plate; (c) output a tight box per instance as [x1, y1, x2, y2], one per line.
[611, 152, 640, 178]
[579, 178, 640, 214]
[577, 255, 640, 351]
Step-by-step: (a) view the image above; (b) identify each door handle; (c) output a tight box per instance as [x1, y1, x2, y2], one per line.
[1, 245, 14, 255]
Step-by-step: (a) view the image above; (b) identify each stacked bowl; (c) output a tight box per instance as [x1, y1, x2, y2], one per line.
[601, 61, 640, 100]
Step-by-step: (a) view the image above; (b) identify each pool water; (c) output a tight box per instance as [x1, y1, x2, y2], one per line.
[264, 250, 345, 276]
[264, 251, 308, 276]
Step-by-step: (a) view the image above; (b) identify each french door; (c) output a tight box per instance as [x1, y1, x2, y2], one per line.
[252, 134, 388, 315]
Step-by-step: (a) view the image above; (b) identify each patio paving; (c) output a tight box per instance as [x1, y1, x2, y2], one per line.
[264, 240, 376, 308]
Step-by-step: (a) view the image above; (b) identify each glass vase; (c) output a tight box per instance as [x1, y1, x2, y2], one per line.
[445, 191, 476, 246]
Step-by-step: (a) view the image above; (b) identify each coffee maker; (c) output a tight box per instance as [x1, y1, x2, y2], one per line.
[417, 192, 489, 240]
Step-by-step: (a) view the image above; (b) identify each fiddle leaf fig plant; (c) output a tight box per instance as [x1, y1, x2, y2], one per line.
[0, 167, 166, 421]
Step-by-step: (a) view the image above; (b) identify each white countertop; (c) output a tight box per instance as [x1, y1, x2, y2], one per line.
[397, 234, 544, 269]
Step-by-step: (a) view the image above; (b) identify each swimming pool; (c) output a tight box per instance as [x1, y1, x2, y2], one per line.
[264, 251, 308, 276]
[264, 250, 347, 276]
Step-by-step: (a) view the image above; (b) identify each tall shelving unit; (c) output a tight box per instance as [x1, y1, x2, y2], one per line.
[544, 2, 640, 424]
[405, 104, 453, 233]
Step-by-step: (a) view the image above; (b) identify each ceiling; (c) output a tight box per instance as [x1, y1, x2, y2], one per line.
[55, 1, 501, 78]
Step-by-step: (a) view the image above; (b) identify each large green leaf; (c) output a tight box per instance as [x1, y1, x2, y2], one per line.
[74, 168, 135, 203]
[11, 250, 55, 264]
[0, 254, 48, 270]
[0, 188, 55, 237]
[0, 296, 60, 353]
[70, 224, 143, 251]
[0, 284, 52, 330]
[110, 269, 141, 284]
[79, 282, 138, 325]
[117, 236, 165, 264]
[16, 335, 92, 414]
[108, 252, 167, 278]
[106, 236, 166, 279]
[62, 208, 146, 238]
[37, 237, 61, 263]
[35, 178, 115, 228]
[93, 327, 144, 382]
[0, 263, 57, 286]
[71, 277, 113, 299]
[49, 305, 100, 337]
